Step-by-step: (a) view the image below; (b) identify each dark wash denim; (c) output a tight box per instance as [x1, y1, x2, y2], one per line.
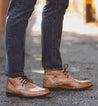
[5, 0, 69, 77]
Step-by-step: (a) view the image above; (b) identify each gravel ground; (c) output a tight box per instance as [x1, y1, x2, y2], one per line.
[0, 11, 98, 106]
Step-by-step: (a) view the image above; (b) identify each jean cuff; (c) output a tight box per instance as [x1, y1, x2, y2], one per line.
[5, 72, 24, 77]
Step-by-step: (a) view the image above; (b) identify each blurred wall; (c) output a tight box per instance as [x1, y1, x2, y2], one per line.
[93, 0, 98, 21]
[0, 0, 10, 34]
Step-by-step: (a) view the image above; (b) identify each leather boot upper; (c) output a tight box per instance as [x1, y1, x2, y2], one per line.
[43, 70, 93, 89]
[6, 76, 50, 97]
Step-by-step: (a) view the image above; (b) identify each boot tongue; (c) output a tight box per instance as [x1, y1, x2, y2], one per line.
[20, 76, 38, 89]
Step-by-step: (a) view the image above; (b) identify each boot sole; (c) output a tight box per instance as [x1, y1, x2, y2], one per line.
[43, 84, 94, 91]
[6, 92, 50, 98]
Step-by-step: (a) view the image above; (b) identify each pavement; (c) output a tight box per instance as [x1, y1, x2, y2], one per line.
[0, 5, 98, 106]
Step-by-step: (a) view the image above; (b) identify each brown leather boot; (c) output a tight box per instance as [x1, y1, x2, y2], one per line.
[6, 76, 50, 97]
[43, 65, 94, 90]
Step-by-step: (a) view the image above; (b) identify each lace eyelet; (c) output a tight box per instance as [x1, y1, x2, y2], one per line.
[19, 76, 33, 86]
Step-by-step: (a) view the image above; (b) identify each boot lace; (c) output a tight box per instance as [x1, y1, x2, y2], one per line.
[63, 64, 69, 78]
[19, 76, 33, 86]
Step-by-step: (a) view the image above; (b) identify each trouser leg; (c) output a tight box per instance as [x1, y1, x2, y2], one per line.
[5, 0, 37, 77]
[42, 0, 69, 70]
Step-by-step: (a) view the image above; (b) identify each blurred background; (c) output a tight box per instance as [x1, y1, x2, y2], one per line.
[0, 0, 98, 34]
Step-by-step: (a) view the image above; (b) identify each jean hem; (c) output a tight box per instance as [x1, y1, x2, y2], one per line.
[5, 72, 24, 77]
[43, 66, 63, 70]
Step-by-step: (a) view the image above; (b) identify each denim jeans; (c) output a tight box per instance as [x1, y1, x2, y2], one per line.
[5, 0, 69, 77]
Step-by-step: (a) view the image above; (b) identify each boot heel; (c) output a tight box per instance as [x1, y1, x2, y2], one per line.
[6, 92, 15, 97]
